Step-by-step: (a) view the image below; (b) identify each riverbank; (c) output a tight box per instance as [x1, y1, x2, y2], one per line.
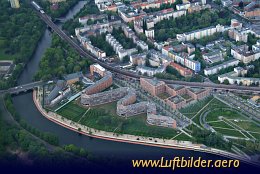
[33, 88, 258, 166]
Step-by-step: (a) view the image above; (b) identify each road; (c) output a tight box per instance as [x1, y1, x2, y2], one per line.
[8, 8, 259, 95]
[0, 81, 44, 94]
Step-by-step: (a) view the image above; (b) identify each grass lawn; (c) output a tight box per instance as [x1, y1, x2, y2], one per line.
[208, 120, 235, 130]
[174, 133, 194, 141]
[57, 102, 86, 122]
[205, 110, 245, 122]
[0, 49, 16, 60]
[180, 96, 214, 118]
[250, 133, 260, 140]
[180, 94, 191, 100]
[214, 128, 245, 138]
[232, 120, 260, 133]
[58, 101, 180, 139]
[158, 92, 170, 100]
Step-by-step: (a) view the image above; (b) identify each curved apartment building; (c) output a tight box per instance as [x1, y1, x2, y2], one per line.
[80, 64, 177, 128]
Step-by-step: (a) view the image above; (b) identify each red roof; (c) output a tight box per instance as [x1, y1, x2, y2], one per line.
[162, 45, 172, 51]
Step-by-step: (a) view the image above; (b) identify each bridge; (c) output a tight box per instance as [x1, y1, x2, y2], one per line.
[0, 81, 45, 95]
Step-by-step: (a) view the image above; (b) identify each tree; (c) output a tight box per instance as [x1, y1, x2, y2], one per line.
[122, 56, 130, 63]
[238, 1, 244, 9]
[223, 79, 229, 85]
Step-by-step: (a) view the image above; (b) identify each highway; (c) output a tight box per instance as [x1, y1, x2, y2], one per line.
[9, 8, 260, 94]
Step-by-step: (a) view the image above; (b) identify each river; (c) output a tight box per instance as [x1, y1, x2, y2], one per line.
[11, 1, 258, 171]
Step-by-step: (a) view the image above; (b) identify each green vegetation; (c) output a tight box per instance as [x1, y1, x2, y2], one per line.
[111, 27, 136, 49]
[4, 94, 59, 145]
[73, 1, 99, 18]
[213, 128, 245, 138]
[58, 102, 182, 139]
[205, 109, 245, 122]
[158, 92, 170, 100]
[233, 139, 260, 155]
[89, 34, 116, 57]
[207, 121, 235, 130]
[155, 9, 231, 41]
[245, 59, 260, 78]
[0, 94, 95, 166]
[34, 0, 80, 18]
[35, 34, 91, 81]
[208, 65, 238, 83]
[143, 0, 182, 13]
[179, 96, 214, 118]
[191, 126, 232, 151]
[62, 0, 100, 35]
[57, 102, 86, 122]
[233, 120, 260, 133]
[0, 1, 45, 89]
[191, 33, 223, 46]
[156, 63, 203, 83]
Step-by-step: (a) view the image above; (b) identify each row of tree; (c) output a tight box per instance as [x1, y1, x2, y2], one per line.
[34, 34, 91, 81]
[0, 1, 45, 89]
[62, 0, 100, 35]
[0, 94, 99, 169]
[34, 0, 80, 18]
[155, 9, 231, 42]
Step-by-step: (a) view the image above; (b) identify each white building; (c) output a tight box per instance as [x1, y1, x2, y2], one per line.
[218, 67, 260, 86]
[204, 59, 240, 76]
[231, 44, 260, 64]
[136, 64, 166, 76]
[176, 24, 225, 42]
[145, 29, 155, 39]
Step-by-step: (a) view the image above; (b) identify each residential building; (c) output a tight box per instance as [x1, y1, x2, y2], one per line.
[228, 28, 248, 43]
[78, 35, 106, 58]
[140, 78, 166, 96]
[0, 60, 14, 75]
[204, 59, 240, 76]
[202, 50, 224, 64]
[169, 62, 193, 77]
[106, 33, 137, 60]
[231, 19, 243, 29]
[82, 65, 113, 95]
[147, 114, 177, 129]
[48, 0, 66, 3]
[176, 24, 225, 42]
[186, 87, 211, 100]
[221, 0, 232, 7]
[218, 67, 260, 86]
[81, 65, 177, 128]
[231, 44, 260, 64]
[168, 51, 201, 72]
[166, 95, 186, 109]
[117, 5, 146, 23]
[145, 29, 155, 39]
[166, 84, 187, 96]
[136, 64, 166, 76]
[130, 53, 147, 65]
[63, 72, 83, 85]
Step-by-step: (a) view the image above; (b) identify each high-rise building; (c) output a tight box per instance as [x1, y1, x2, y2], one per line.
[10, 0, 20, 8]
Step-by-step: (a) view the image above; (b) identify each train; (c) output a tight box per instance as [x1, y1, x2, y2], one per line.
[31, 1, 45, 13]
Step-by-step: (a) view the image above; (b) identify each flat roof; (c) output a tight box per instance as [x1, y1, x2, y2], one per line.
[167, 95, 185, 104]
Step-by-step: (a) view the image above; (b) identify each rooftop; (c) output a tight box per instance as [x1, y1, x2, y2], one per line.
[188, 87, 205, 94]
[142, 77, 165, 86]
[167, 95, 185, 104]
